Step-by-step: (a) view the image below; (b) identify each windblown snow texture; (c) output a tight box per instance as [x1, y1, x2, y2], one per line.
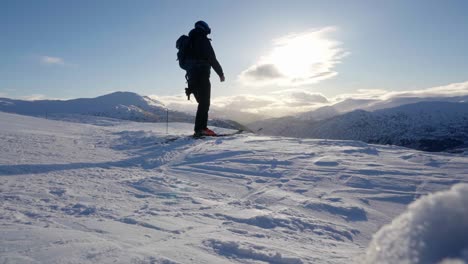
[1, 112, 467, 263]
[365, 183, 468, 264]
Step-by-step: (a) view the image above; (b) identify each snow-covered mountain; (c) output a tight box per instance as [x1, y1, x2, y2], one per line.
[1, 112, 467, 263]
[366, 94, 468, 111]
[0, 92, 245, 130]
[0, 92, 184, 121]
[298, 95, 468, 122]
[297, 105, 340, 121]
[249, 101, 468, 152]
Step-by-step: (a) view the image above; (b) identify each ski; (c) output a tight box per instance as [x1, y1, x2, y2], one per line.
[158, 130, 245, 143]
[193, 130, 245, 139]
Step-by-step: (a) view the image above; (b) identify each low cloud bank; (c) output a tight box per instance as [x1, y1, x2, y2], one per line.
[150, 89, 330, 122]
[153, 81, 468, 122]
[365, 183, 468, 264]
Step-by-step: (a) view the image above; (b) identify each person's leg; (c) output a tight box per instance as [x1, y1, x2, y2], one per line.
[188, 70, 201, 133]
[194, 75, 211, 132]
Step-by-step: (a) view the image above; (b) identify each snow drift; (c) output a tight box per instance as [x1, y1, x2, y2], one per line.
[365, 183, 468, 264]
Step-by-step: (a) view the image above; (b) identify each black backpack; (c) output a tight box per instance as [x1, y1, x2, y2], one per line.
[176, 35, 192, 71]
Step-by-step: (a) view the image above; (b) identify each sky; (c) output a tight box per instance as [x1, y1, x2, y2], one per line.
[2, 0, 468, 116]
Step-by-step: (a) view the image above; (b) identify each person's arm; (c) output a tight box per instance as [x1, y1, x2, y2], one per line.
[205, 39, 225, 81]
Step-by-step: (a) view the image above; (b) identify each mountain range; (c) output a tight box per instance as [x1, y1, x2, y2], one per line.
[2, 92, 467, 152]
[0, 91, 245, 130]
[298, 95, 468, 121]
[249, 101, 468, 152]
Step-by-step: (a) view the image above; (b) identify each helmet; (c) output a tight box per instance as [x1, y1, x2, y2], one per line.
[195, 20, 211, 34]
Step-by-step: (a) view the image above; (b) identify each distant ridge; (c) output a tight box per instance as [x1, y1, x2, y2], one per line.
[0, 92, 243, 130]
[297, 95, 468, 122]
[249, 101, 468, 152]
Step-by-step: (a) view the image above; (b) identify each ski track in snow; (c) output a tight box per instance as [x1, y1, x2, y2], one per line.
[1, 112, 467, 264]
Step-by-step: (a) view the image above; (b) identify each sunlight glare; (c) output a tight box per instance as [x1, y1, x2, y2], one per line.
[239, 27, 346, 86]
[267, 27, 344, 84]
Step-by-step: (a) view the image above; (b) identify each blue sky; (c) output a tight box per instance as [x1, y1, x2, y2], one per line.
[2, 0, 468, 103]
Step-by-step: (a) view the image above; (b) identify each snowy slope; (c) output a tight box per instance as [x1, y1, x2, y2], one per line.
[1, 112, 468, 263]
[249, 101, 468, 152]
[0, 92, 173, 121]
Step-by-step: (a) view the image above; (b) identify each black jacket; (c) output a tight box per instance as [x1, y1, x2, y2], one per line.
[187, 27, 224, 78]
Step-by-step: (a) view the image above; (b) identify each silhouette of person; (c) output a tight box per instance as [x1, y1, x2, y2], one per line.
[185, 21, 224, 137]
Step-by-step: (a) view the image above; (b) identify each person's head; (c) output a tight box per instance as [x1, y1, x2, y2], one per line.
[195, 20, 211, 35]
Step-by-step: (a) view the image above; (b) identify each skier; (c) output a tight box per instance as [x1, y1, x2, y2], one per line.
[184, 21, 225, 137]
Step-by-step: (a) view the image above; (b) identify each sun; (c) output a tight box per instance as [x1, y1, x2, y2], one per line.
[240, 27, 346, 86]
[271, 36, 320, 78]
[260, 27, 344, 85]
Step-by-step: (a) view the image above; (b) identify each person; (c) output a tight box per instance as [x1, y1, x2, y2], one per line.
[185, 21, 225, 137]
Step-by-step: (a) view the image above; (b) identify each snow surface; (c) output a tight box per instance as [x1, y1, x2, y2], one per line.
[1, 112, 468, 263]
[365, 184, 468, 264]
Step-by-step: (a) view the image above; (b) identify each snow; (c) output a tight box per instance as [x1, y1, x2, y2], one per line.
[249, 101, 468, 152]
[364, 184, 468, 264]
[1, 111, 468, 263]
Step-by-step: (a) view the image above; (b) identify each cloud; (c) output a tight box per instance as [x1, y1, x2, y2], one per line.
[152, 90, 330, 120]
[217, 94, 327, 117]
[213, 95, 276, 110]
[148, 94, 198, 113]
[331, 81, 468, 104]
[381, 81, 468, 100]
[239, 27, 348, 87]
[21, 94, 49, 101]
[272, 89, 329, 107]
[0, 92, 64, 101]
[40, 56, 65, 66]
[0, 88, 18, 98]
[331, 89, 389, 103]
[241, 64, 285, 80]
[153, 81, 468, 123]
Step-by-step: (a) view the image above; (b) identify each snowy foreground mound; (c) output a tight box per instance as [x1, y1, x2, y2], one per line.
[1, 112, 467, 264]
[365, 184, 468, 264]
